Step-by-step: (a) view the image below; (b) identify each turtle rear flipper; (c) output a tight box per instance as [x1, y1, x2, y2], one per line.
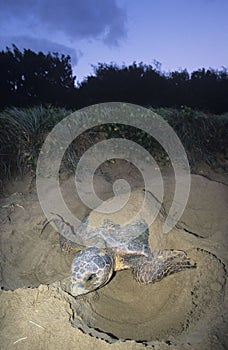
[134, 250, 196, 284]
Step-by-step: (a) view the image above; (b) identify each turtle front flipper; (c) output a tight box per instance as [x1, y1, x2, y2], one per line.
[134, 250, 196, 284]
[51, 214, 85, 253]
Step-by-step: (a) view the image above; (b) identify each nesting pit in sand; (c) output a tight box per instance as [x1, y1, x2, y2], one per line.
[0, 162, 227, 349]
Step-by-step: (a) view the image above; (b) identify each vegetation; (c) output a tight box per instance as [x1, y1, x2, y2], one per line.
[0, 106, 227, 183]
[80, 63, 228, 114]
[0, 106, 69, 179]
[101, 106, 228, 166]
[0, 46, 228, 114]
[0, 46, 227, 184]
[0, 45, 76, 110]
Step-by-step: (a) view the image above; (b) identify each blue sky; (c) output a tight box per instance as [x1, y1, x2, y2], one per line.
[0, 0, 227, 84]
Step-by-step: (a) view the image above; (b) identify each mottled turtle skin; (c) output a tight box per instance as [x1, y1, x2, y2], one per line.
[52, 190, 195, 297]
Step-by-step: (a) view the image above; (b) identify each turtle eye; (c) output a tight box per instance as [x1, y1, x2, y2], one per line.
[85, 274, 96, 283]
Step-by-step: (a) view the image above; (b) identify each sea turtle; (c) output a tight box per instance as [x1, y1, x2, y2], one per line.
[51, 189, 195, 297]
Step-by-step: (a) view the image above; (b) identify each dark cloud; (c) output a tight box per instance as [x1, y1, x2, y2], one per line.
[0, 0, 127, 45]
[0, 36, 81, 65]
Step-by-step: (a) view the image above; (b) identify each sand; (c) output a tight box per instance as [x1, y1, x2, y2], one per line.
[0, 161, 227, 349]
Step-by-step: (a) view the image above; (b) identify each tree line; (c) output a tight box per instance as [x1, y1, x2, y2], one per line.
[0, 45, 227, 114]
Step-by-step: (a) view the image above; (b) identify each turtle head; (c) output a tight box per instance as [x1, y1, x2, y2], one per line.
[70, 247, 114, 297]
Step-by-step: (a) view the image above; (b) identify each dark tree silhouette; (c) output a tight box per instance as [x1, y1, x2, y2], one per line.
[79, 62, 167, 107]
[189, 68, 228, 113]
[78, 63, 228, 113]
[0, 45, 227, 113]
[0, 45, 76, 109]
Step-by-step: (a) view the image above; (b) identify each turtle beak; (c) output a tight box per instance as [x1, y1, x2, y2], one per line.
[70, 281, 90, 297]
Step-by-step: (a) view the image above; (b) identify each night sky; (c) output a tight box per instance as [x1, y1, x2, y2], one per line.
[0, 0, 227, 84]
